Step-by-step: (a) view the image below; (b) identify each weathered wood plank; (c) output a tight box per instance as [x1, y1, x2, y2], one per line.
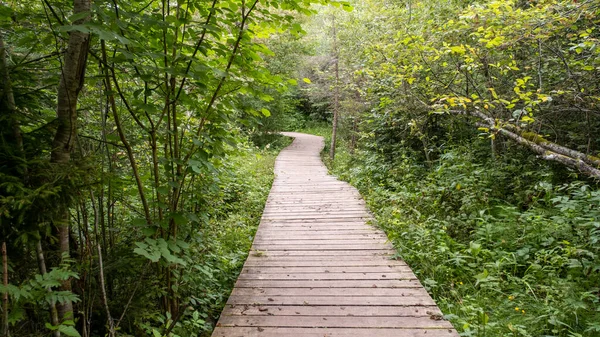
[253, 239, 387, 244]
[230, 287, 431, 297]
[252, 242, 392, 251]
[217, 316, 453, 328]
[212, 327, 458, 337]
[234, 279, 422, 288]
[236, 272, 416, 280]
[225, 295, 436, 306]
[254, 235, 388, 240]
[241, 266, 412, 273]
[243, 259, 407, 267]
[244, 255, 399, 261]
[221, 305, 441, 317]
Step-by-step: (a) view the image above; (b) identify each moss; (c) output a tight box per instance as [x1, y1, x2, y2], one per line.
[521, 131, 548, 144]
[587, 154, 600, 163]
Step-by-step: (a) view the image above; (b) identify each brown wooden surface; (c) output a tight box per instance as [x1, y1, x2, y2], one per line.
[211, 132, 458, 336]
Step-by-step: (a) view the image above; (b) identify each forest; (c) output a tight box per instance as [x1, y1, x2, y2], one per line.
[0, 0, 599, 336]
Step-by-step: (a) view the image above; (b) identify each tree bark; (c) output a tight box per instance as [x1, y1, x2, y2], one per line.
[329, 15, 340, 161]
[36, 241, 60, 337]
[50, 0, 91, 322]
[90, 192, 115, 337]
[0, 34, 24, 159]
[2, 242, 9, 337]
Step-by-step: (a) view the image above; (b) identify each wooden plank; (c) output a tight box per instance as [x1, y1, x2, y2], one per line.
[217, 316, 453, 328]
[243, 260, 407, 267]
[256, 229, 377, 234]
[257, 226, 376, 230]
[221, 305, 441, 317]
[254, 235, 388, 240]
[225, 295, 436, 306]
[253, 239, 386, 244]
[247, 250, 394, 256]
[244, 255, 400, 261]
[252, 242, 392, 251]
[241, 266, 412, 273]
[234, 279, 422, 288]
[230, 287, 431, 297]
[236, 272, 415, 281]
[212, 327, 459, 337]
[261, 216, 369, 221]
[265, 202, 365, 207]
[254, 237, 388, 242]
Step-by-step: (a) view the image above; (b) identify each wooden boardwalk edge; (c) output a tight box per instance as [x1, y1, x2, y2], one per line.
[211, 132, 458, 337]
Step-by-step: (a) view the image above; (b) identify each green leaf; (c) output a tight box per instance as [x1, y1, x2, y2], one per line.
[469, 242, 482, 256]
[302, 78, 312, 84]
[58, 325, 81, 337]
[342, 3, 354, 12]
[68, 11, 90, 23]
[58, 25, 90, 34]
[45, 323, 59, 331]
[260, 108, 271, 117]
[172, 213, 187, 226]
[133, 244, 161, 262]
[449, 45, 465, 55]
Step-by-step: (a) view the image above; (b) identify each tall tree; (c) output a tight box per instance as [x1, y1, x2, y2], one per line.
[329, 15, 340, 160]
[50, 0, 91, 321]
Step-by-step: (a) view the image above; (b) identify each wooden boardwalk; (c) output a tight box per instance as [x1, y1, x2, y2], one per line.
[212, 132, 458, 337]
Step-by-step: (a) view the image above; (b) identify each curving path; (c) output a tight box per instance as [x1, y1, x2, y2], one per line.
[211, 132, 458, 337]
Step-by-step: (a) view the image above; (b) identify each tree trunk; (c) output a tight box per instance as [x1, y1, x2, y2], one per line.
[0, 34, 24, 159]
[90, 192, 115, 337]
[329, 15, 340, 161]
[350, 117, 357, 154]
[452, 109, 600, 179]
[36, 241, 61, 337]
[50, 0, 91, 322]
[2, 242, 9, 337]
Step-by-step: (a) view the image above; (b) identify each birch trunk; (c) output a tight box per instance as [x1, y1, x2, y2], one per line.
[50, 0, 91, 322]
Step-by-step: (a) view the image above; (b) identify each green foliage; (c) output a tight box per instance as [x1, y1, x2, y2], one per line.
[0, 256, 80, 327]
[295, 1, 600, 333]
[328, 138, 600, 336]
[132, 139, 285, 336]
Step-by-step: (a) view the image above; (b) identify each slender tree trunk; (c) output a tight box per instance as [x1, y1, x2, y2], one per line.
[350, 117, 357, 154]
[2, 242, 9, 337]
[0, 34, 24, 160]
[50, 0, 91, 322]
[36, 241, 61, 337]
[90, 192, 115, 337]
[99, 40, 151, 224]
[329, 15, 340, 161]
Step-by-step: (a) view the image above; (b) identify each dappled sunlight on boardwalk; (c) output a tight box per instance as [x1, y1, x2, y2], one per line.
[212, 132, 458, 337]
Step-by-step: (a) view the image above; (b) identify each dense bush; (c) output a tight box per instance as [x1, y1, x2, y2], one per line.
[328, 134, 600, 336]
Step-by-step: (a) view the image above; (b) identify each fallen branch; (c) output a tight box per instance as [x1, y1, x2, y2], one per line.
[450, 109, 600, 179]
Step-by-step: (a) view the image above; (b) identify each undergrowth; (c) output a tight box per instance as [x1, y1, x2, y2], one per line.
[171, 135, 291, 337]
